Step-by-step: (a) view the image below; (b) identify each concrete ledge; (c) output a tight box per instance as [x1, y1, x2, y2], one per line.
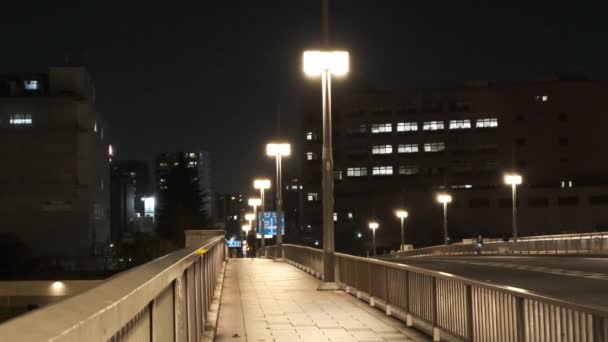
[185, 230, 225, 248]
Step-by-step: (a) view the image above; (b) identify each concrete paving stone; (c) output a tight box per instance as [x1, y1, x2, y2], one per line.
[215, 259, 429, 342]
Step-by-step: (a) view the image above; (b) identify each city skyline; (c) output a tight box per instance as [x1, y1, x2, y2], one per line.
[1, 1, 607, 192]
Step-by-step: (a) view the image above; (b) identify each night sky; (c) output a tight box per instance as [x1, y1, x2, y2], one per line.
[1, 1, 606, 193]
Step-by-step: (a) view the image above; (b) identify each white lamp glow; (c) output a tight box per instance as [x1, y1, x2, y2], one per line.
[266, 143, 291, 157]
[254, 179, 271, 189]
[437, 194, 452, 204]
[303, 51, 350, 77]
[368, 222, 379, 230]
[248, 198, 261, 207]
[395, 210, 408, 219]
[504, 174, 523, 185]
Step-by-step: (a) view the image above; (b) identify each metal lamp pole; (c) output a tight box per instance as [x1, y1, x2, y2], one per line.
[369, 222, 379, 257]
[266, 144, 290, 261]
[396, 210, 408, 251]
[505, 174, 523, 241]
[437, 194, 452, 245]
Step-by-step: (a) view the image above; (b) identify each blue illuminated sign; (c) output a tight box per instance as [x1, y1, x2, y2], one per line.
[226, 239, 241, 247]
[257, 211, 285, 238]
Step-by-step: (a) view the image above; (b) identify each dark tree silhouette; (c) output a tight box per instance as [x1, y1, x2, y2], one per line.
[157, 153, 208, 245]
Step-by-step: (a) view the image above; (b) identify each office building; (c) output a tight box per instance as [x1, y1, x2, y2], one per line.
[0, 66, 110, 257]
[301, 73, 608, 252]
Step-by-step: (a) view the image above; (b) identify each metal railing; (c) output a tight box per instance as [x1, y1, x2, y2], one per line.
[0, 236, 227, 342]
[390, 232, 608, 258]
[268, 244, 608, 342]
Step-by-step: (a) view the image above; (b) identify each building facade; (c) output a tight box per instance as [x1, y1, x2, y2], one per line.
[0, 66, 110, 257]
[301, 75, 608, 253]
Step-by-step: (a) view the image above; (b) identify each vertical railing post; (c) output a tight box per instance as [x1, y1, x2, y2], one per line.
[516, 297, 526, 342]
[432, 277, 440, 341]
[465, 285, 474, 342]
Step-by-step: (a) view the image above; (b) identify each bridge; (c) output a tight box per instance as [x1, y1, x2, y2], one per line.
[0, 231, 607, 341]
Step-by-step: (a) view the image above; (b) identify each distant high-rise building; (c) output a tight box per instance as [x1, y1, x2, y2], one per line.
[0, 65, 110, 256]
[111, 160, 153, 216]
[110, 166, 136, 243]
[214, 193, 246, 239]
[156, 151, 212, 218]
[301, 74, 608, 252]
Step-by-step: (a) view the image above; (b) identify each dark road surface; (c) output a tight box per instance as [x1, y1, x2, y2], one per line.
[386, 256, 608, 310]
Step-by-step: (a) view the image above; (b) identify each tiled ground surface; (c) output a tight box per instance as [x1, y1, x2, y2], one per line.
[215, 258, 429, 342]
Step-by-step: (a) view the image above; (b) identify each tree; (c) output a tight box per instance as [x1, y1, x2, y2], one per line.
[157, 153, 208, 245]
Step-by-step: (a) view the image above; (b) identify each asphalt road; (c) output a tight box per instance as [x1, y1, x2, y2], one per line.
[385, 256, 608, 310]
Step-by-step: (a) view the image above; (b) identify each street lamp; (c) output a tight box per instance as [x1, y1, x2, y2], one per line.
[248, 198, 261, 244]
[253, 179, 271, 250]
[395, 210, 408, 251]
[436, 193, 452, 245]
[266, 143, 290, 261]
[368, 221, 379, 257]
[504, 173, 523, 241]
[303, 50, 349, 290]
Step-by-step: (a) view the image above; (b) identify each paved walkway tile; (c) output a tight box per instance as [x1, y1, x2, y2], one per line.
[215, 259, 430, 342]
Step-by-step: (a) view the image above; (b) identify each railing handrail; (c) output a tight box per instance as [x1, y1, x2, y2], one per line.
[278, 243, 608, 318]
[0, 235, 225, 341]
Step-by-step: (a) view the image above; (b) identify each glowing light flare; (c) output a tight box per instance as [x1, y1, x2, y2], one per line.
[303, 51, 350, 77]
[242, 224, 251, 232]
[266, 143, 291, 157]
[395, 210, 409, 219]
[253, 179, 271, 189]
[504, 174, 523, 185]
[368, 222, 379, 230]
[245, 213, 255, 221]
[437, 193, 452, 204]
[50, 281, 65, 294]
[248, 198, 261, 207]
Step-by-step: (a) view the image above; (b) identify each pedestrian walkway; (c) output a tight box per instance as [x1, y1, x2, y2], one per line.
[215, 258, 430, 342]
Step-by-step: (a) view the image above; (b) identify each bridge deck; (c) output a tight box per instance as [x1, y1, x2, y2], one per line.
[215, 258, 428, 342]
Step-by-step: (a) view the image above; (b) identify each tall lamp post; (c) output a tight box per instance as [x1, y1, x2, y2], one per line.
[242, 224, 251, 257]
[248, 198, 261, 252]
[253, 179, 271, 251]
[266, 143, 290, 261]
[436, 194, 452, 245]
[368, 221, 379, 257]
[302, 50, 349, 289]
[395, 210, 408, 251]
[504, 173, 523, 241]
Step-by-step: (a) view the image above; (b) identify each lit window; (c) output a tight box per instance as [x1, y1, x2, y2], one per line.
[9, 113, 32, 125]
[423, 121, 444, 131]
[159, 162, 168, 168]
[306, 132, 314, 140]
[371, 123, 392, 133]
[94, 121, 98, 133]
[535, 95, 549, 102]
[449, 120, 471, 129]
[397, 144, 418, 153]
[372, 166, 393, 176]
[306, 152, 318, 160]
[398, 165, 419, 175]
[189, 153, 197, 158]
[476, 118, 498, 128]
[397, 122, 418, 132]
[334, 170, 343, 180]
[346, 167, 367, 177]
[451, 184, 473, 189]
[424, 142, 445, 152]
[24, 80, 39, 90]
[307, 193, 319, 201]
[188, 161, 197, 168]
[347, 212, 353, 220]
[372, 144, 393, 155]
[333, 212, 338, 222]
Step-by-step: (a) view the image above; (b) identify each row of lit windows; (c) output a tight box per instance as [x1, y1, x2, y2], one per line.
[368, 142, 444, 155]
[8, 113, 32, 125]
[368, 118, 498, 134]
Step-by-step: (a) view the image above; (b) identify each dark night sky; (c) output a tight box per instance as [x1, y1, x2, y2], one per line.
[1, 1, 606, 193]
